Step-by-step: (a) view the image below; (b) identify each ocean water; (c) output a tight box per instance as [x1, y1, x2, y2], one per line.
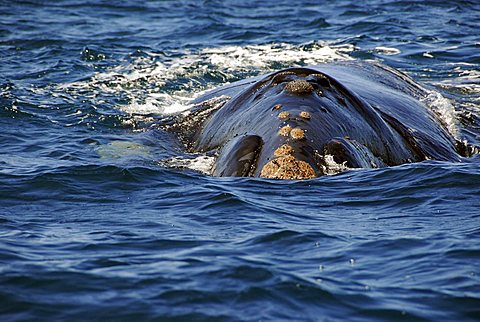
[1, 0, 480, 321]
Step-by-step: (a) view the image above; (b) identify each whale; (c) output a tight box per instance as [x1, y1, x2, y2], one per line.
[172, 60, 464, 179]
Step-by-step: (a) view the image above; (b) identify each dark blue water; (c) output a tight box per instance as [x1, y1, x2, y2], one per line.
[1, 1, 480, 321]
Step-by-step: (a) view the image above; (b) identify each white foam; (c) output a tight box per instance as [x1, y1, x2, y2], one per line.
[421, 90, 460, 138]
[423, 65, 480, 140]
[124, 94, 193, 115]
[321, 155, 350, 175]
[202, 42, 352, 70]
[159, 155, 216, 175]
[55, 42, 353, 117]
[373, 46, 401, 55]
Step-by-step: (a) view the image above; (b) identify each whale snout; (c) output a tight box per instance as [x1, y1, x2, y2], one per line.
[257, 106, 321, 180]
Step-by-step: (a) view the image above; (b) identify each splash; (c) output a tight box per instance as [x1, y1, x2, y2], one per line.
[159, 155, 216, 175]
[202, 42, 352, 71]
[424, 65, 480, 140]
[321, 155, 350, 175]
[56, 42, 353, 118]
[421, 90, 460, 138]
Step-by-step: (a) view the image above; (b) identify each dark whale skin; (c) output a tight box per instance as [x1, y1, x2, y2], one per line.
[184, 61, 461, 179]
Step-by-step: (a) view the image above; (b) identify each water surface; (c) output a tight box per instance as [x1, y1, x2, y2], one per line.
[1, 0, 480, 321]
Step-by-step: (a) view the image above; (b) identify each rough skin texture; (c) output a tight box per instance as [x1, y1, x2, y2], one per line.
[299, 111, 311, 119]
[290, 127, 305, 140]
[278, 111, 290, 119]
[278, 125, 292, 136]
[274, 144, 294, 157]
[284, 80, 314, 95]
[260, 155, 317, 180]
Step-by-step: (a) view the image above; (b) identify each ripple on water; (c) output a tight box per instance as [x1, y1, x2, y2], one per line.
[1, 0, 480, 321]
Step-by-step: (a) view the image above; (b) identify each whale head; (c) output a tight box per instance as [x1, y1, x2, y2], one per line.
[194, 67, 417, 179]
